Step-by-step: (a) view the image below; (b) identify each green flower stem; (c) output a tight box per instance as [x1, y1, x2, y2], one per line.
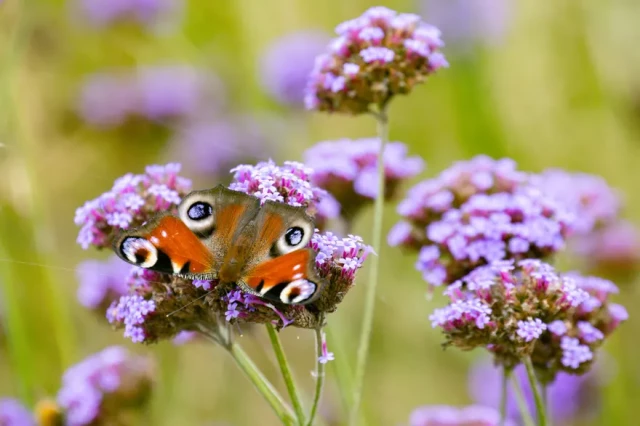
[349, 108, 389, 426]
[266, 324, 306, 425]
[228, 342, 297, 425]
[500, 368, 511, 426]
[524, 357, 548, 426]
[307, 326, 326, 426]
[511, 373, 536, 426]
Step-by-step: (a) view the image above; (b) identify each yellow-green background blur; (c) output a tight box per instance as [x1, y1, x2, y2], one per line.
[1, 0, 639, 425]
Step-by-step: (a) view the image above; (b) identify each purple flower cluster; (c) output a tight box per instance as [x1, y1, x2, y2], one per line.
[78, 67, 210, 128]
[409, 404, 510, 426]
[430, 259, 590, 369]
[107, 294, 157, 343]
[57, 346, 154, 426]
[305, 6, 447, 114]
[259, 30, 331, 107]
[303, 138, 424, 220]
[76, 255, 131, 311]
[229, 160, 339, 222]
[533, 169, 621, 235]
[78, 0, 179, 28]
[0, 399, 34, 426]
[74, 163, 191, 249]
[389, 156, 574, 287]
[469, 358, 601, 424]
[529, 272, 628, 377]
[223, 289, 293, 327]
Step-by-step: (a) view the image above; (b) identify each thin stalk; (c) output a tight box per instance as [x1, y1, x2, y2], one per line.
[500, 368, 511, 426]
[228, 342, 297, 425]
[325, 326, 353, 417]
[307, 327, 326, 426]
[523, 357, 547, 426]
[266, 324, 306, 425]
[349, 108, 389, 426]
[511, 374, 536, 426]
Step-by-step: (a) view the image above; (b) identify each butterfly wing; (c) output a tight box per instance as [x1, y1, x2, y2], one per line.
[237, 201, 324, 304]
[242, 248, 323, 304]
[114, 185, 260, 279]
[176, 185, 260, 272]
[114, 214, 216, 276]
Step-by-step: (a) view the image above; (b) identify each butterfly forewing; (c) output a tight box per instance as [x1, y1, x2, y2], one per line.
[114, 215, 215, 276]
[241, 248, 323, 304]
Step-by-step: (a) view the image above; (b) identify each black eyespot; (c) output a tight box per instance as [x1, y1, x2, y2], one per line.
[187, 202, 212, 221]
[285, 227, 304, 247]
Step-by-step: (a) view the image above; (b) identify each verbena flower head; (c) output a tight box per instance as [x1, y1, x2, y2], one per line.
[430, 259, 590, 369]
[409, 404, 511, 426]
[136, 66, 204, 121]
[389, 155, 527, 249]
[305, 6, 447, 114]
[303, 138, 424, 221]
[74, 163, 191, 249]
[469, 358, 601, 424]
[533, 169, 621, 235]
[530, 272, 627, 380]
[56, 346, 154, 426]
[77, 0, 179, 29]
[76, 255, 131, 311]
[0, 398, 35, 426]
[389, 156, 574, 287]
[572, 220, 640, 281]
[95, 162, 370, 343]
[260, 30, 331, 107]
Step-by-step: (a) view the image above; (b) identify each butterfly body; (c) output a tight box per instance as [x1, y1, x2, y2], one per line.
[113, 185, 324, 304]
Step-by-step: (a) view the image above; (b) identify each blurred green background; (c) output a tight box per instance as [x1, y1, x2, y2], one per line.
[1, 0, 640, 425]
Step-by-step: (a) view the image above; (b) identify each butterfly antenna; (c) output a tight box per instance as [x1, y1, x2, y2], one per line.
[166, 290, 215, 318]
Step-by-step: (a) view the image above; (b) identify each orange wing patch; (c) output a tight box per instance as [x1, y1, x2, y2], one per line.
[243, 249, 311, 291]
[146, 216, 215, 275]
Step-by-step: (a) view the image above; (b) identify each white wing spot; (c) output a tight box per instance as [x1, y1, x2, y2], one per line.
[150, 236, 160, 245]
[161, 230, 168, 238]
[293, 264, 301, 271]
[293, 273, 303, 280]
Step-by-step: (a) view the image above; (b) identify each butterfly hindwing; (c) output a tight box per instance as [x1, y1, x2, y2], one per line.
[114, 215, 215, 277]
[241, 248, 322, 304]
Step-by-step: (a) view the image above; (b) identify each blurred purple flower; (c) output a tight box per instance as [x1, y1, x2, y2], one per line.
[534, 169, 621, 235]
[260, 30, 331, 107]
[409, 404, 509, 426]
[78, 0, 179, 28]
[572, 220, 640, 280]
[305, 6, 447, 114]
[76, 255, 131, 310]
[420, 0, 509, 51]
[74, 163, 191, 249]
[168, 115, 276, 177]
[57, 346, 154, 426]
[136, 66, 202, 120]
[78, 67, 218, 127]
[0, 399, 35, 426]
[469, 358, 600, 424]
[303, 138, 424, 220]
[78, 72, 137, 128]
[172, 331, 198, 345]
